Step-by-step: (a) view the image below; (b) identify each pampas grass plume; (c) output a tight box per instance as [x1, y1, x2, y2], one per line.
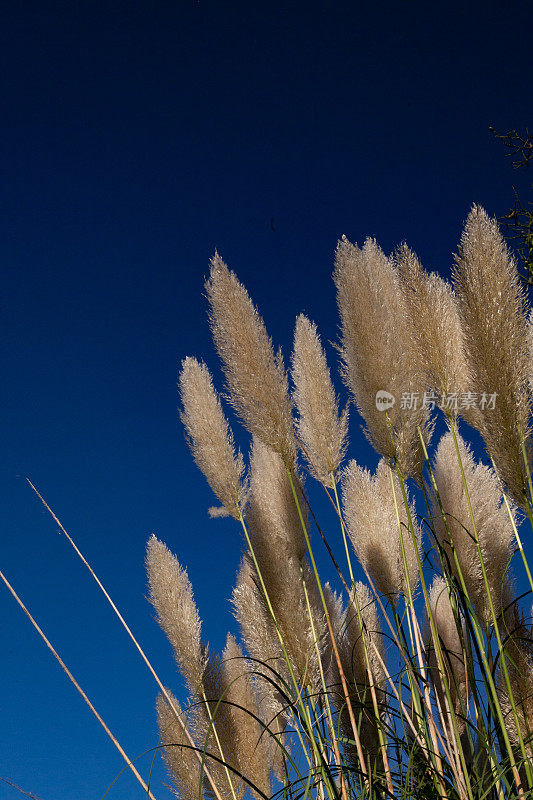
[179, 356, 246, 518]
[431, 431, 516, 627]
[396, 244, 474, 414]
[221, 634, 272, 798]
[453, 205, 531, 505]
[426, 577, 468, 736]
[231, 557, 288, 781]
[342, 458, 422, 602]
[146, 535, 207, 692]
[498, 607, 533, 757]
[245, 439, 325, 684]
[291, 314, 348, 486]
[206, 253, 296, 465]
[334, 236, 432, 479]
[156, 691, 205, 800]
[326, 581, 386, 760]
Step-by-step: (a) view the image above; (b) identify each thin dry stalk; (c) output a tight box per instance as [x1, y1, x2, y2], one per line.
[0, 569, 157, 800]
[26, 480, 224, 800]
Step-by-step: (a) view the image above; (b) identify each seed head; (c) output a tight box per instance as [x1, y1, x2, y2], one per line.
[146, 535, 207, 692]
[206, 253, 296, 465]
[179, 356, 246, 518]
[396, 244, 475, 424]
[292, 314, 348, 486]
[431, 431, 516, 627]
[343, 458, 422, 602]
[425, 577, 468, 736]
[453, 205, 531, 506]
[334, 236, 432, 480]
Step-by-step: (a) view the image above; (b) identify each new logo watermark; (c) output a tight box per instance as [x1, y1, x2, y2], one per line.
[375, 389, 498, 412]
[375, 390, 396, 411]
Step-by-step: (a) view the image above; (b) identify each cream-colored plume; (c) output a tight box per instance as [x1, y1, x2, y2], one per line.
[179, 356, 247, 519]
[146, 536, 207, 693]
[221, 634, 272, 799]
[342, 458, 422, 602]
[246, 439, 307, 562]
[527, 313, 533, 397]
[232, 557, 284, 676]
[206, 253, 296, 465]
[326, 582, 386, 762]
[245, 439, 326, 686]
[498, 606, 533, 758]
[197, 651, 252, 800]
[431, 431, 516, 628]
[396, 244, 475, 423]
[334, 236, 432, 480]
[328, 582, 386, 691]
[425, 577, 468, 737]
[156, 692, 206, 800]
[147, 539, 239, 796]
[231, 557, 288, 781]
[291, 314, 348, 486]
[452, 205, 531, 506]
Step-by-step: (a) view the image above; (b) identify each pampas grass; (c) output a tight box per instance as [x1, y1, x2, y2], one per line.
[179, 356, 247, 518]
[292, 314, 348, 486]
[8, 204, 533, 800]
[453, 205, 532, 506]
[334, 236, 432, 480]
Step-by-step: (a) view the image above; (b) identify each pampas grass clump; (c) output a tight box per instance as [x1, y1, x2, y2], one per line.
[7, 205, 533, 800]
[148, 207, 533, 799]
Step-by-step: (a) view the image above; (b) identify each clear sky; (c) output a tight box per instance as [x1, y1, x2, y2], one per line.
[1, 1, 532, 798]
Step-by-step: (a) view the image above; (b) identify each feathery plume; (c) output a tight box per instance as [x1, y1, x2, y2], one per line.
[425, 577, 468, 737]
[498, 606, 533, 758]
[146, 538, 241, 796]
[396, 244, 475, 422]
[232, 557, 285, 679]
[431, 431, 516, 627]
[246, 439, 307, 562]
[221, 634, 272, 799]
[231, 558, 288, 780]
[179, 357, 247, 519]
[452, 205, 532, 505]
[194, 651, 247, 800]
[334, 236, 432, 479]
[342, 458, 422, 602]
[527, 313, 533, 397]
[291, 314, 348, 486]
[326, 582, 386, 761]
[156, 692, 206, 800]
[328, 582, 386, 690]
[245, 439, 325, 685]
[206, 253, 296, 465]
[146, 536, 207, 692]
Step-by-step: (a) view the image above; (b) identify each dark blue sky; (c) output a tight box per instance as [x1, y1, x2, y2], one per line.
[1, 1, 531, 798]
